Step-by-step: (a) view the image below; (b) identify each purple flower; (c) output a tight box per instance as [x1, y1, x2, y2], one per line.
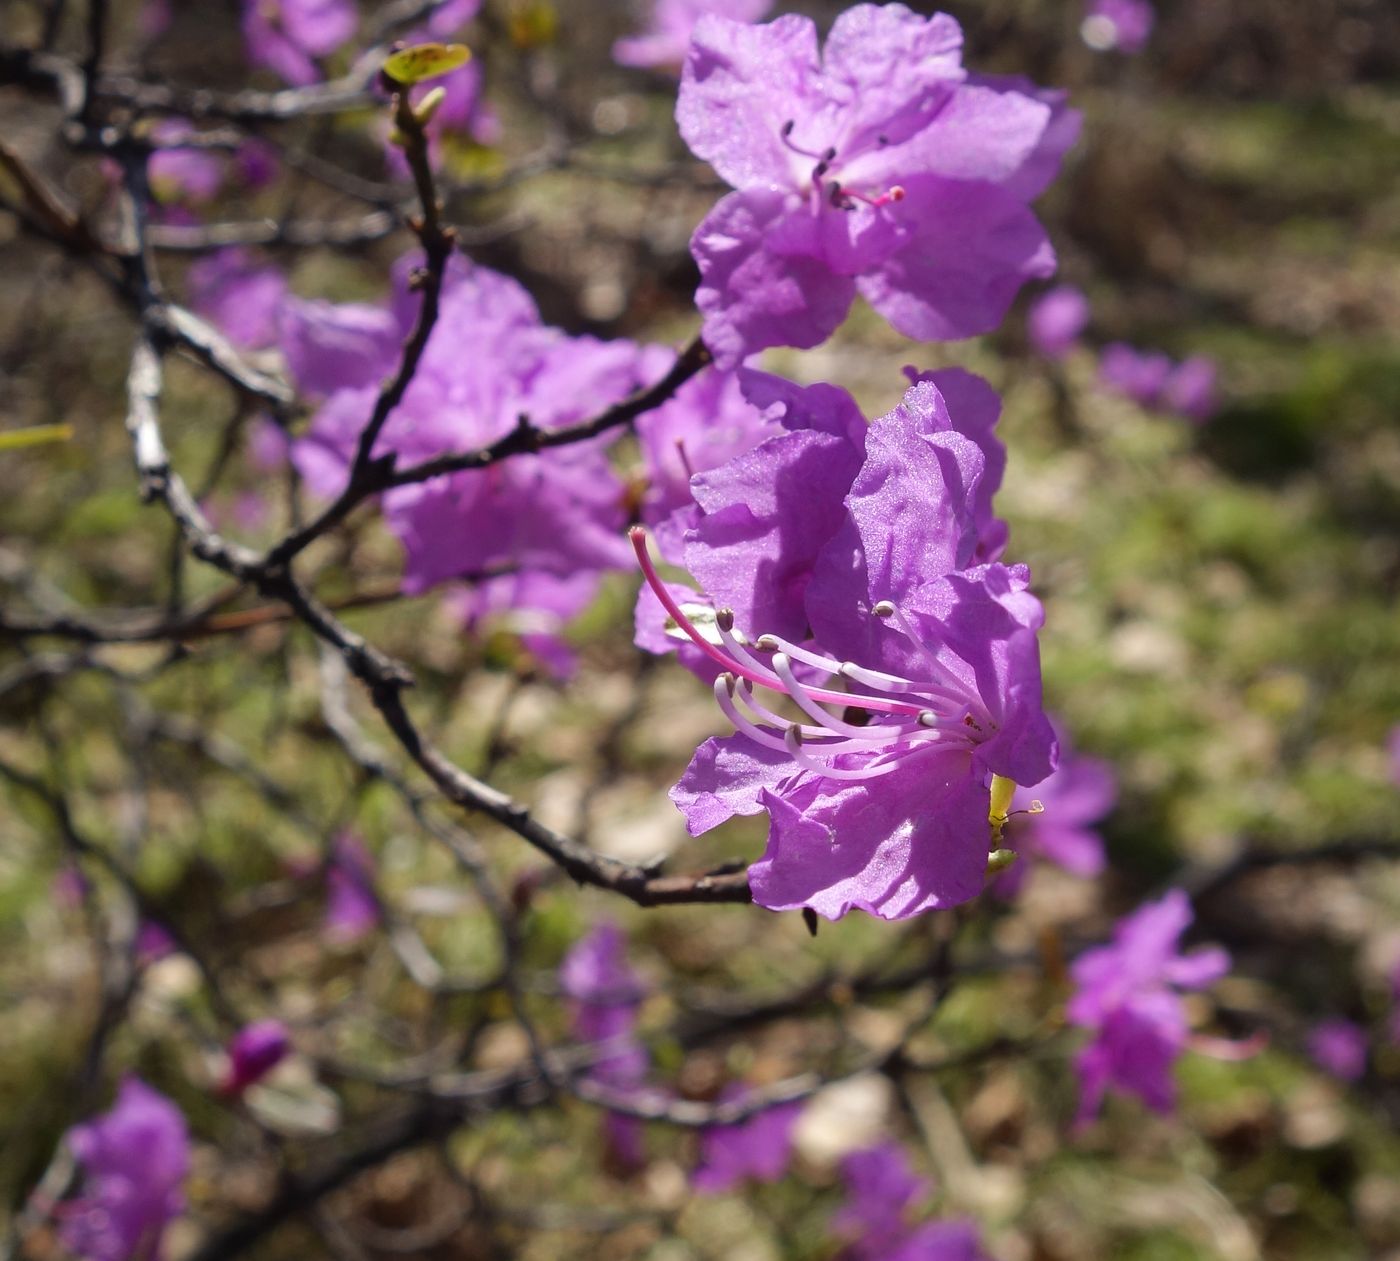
[996, 717, 1115, 893]
[1162, 354, 1219, 424]
[560, 924, 649, 1167]
[60, 1077, 190, 1261]
[325, 834, 380, 942]
[692, 1089, 801, 1194]
[53, 863, 89, 909]
[443, 570, 599, 679]
[1081, 0, 1155, 55]
[148, 121, 225, 204]
[1306, 1019, 1367, 1083]
[221, 1020, 292, 1096]
[637, 361, 779, 540]
[678, 6, 1076, 366]
[1099, 344, 1219, 422]
[242, 0, 357, 87]
[1098, 342, 1173, 407]
[278, 294, 402, 404]
[1027, 284, 1090, 359]
[136, 920, 177, 965]
[423, 0, 481, 37]
[832, 1144, 988, 1260]
[1067, 889, 1230, 1125]
[186, 248, 288, 350]
[636, 372, 1055, 921]
[293, 256, 648, 595]
[614, 0, 772, 71]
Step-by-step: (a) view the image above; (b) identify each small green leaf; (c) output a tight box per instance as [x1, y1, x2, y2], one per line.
[0, 423, 73, 452]
[383, 42, 471, 86]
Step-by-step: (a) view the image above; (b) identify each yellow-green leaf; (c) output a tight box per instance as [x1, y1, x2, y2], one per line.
[383, 42, 471, 86]
[0, 423, 73, 452]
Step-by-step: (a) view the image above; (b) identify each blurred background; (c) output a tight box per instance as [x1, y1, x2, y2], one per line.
[2, 1, 1400, 1258]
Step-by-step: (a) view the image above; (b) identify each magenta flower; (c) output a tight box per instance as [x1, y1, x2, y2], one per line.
[59, 1077, 190, 1261]
[1162, 354, 1220, 424]
[220, 1020, 292, 1096]
[443, 570, 599, 679]
[1027, 284, 1090, 359]
[186, 248, 288, 351]
[692, 1088, 801, 1194]
[613, 0, 772, 71]
[1067, 889, 1230, 1126]
[1099, 343, 1219, 423]
[1081, 0, 1156, 55]
[135, 920, 176, 965]
[636, 361, 778, 541]
[294, 256, 649, 595]
[53, 863, 89, 909]
[325, 834, 380, 943]
[1306, 1019, 1367, 1083]
[560, 924, 649, 1168]
[636, 372, 1055, 921]
[832, 1144, 988, 1260]
[242, 0, 357, 87]
[148, 121, 225, 204]
[678, 5, 1076, 366]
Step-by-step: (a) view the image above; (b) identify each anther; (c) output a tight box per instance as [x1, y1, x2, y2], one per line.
[872, 600, 896, 618]
[754, 634, 778, 651]
[715, 608, 734, 632]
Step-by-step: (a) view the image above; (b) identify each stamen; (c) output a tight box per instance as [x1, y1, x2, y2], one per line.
[673, 437, 696, 482]
[772, 652, 902, 740]
[630, 527, 925, 718]
[779, 120, 837, 162]
[734, 681, 915, 746]
[781, 726, 914, 781]
[713, 675, 790, 752]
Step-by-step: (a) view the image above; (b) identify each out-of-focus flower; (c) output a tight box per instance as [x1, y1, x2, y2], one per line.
[995, 717, 1115, 894]
[1081, 0, 1155, 54]
[53, 863, 89, 910]
[1099, 343, 1220, 423]
[1307, 1018, 1367, 1082]
[1068, 889, 1230, 1125]
[832, 1143, 989, 1260]
[325, 834, 380, 943]
[60, 1077, 190, 1261]
[560, 924, 649, 1169]
[187, 248, 288, 350]
[443, 570, 598, 679]
[293, 255, 650, 596]
[220, 1020, 292, 1096]
[242, 0, 358, 87]
[1027, 285, 1090, 359]
[613, 0, 772, 71]
[148, 121, 225, 204]
[135, 920, 177, 966]
[693, 1089, 801, 1193]
[677, 5, 1076, 365]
